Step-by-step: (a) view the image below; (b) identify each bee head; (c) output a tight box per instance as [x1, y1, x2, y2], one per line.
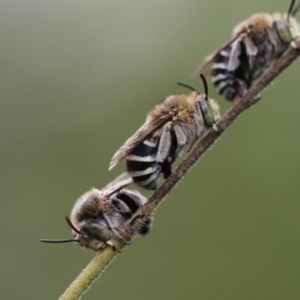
[40, 217, 116, 251]
[80, 222, 112, 244]
[177, 74, 220, 130]
[274, 0, 300, 45]
[274, 18, 293, 43]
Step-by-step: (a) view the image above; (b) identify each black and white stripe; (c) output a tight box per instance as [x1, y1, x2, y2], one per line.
[126, 138, 161, 189]
[112, 190, 152, 235]
[212, 35, 279, 101]
[212, 48, 239, 101]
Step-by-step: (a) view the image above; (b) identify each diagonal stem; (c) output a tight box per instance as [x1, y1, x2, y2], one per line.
[59, 44, 300, 300]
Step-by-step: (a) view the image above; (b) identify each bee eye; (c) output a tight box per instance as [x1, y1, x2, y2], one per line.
[81, 223, 112, 243]
[274, 19, 293, 44]
[198, 100, 216, 127]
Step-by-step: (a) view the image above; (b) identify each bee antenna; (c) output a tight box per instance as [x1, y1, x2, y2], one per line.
[291, 1, 300, 15]
[199, 73, 209, 100]
[177, 81, 201, 94]
[65, 216, 83, 235]
[288, 0, 296, 21]
[40, 238, 79, 243]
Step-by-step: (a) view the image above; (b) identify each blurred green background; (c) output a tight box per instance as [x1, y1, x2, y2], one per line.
[1, 0, 300, 299]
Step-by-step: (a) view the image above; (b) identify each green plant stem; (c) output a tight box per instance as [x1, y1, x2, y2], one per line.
[59, 44, 300, 300]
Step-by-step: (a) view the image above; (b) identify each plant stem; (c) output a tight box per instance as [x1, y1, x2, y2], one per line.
[59, 44, 300, 300]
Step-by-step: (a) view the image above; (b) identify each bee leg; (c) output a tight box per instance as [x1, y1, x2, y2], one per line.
[99, 243, 107, 250]
[174, 124, 187, 155]
[239, 79, 248, 96]
[101, 212, 131, 246]
[156, 122, 172, 163]
[115, 189, 151, 237]
[252, 94, 261, 102]
[161, 159, 172, 178]
[227, 37, 242, 72]
[112, 228, 132, 246]
[111, 197, 131, 214]
[138, 215, 153, 235]
[110, 196, 148, 238]
[125, 213, 152, 236]
[233, 79, 248, 104]
[186, 140, 197, 153]
[105, 241, 117, 252]
[124, 213, 144, 234]
[290, 40, 298, 48]
[244, 35, 257, 57]
[118, 190, 147, 209]
[128, 213, 145, 226]
[155, 123, 173, 179]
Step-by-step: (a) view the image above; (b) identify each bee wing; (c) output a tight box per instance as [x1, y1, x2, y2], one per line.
[193, 27, 248, 76]
[102, 173, 133, 198]
[109, 113, 173, 170]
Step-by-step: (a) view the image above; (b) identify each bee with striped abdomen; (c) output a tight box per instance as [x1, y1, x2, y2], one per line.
[109, 74, 220, 190]
[40, 174, 153, 251]
[194, 0, 300, 100]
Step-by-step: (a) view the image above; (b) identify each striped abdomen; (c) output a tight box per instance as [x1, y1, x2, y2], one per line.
[212, 38, 276, 101]
[126, 138, 161, 190]
[112, 190, 152, 235]
[212, 48, 243, 101]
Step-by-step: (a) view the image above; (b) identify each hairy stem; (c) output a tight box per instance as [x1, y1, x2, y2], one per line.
[59, 44, 300, 300]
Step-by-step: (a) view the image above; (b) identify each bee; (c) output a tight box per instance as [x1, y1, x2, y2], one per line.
[194, 0, 300, 100]
[109, 74, 220, 190]
[40, 174, 153, 251]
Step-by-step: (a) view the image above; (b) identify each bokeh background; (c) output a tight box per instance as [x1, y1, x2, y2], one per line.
[1, 0, 300, 299]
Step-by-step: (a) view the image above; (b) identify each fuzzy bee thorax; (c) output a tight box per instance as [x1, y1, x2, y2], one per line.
[147, 94, 193, 121]
[232, 13, 273, 37]
[70, 189, 108, 224]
